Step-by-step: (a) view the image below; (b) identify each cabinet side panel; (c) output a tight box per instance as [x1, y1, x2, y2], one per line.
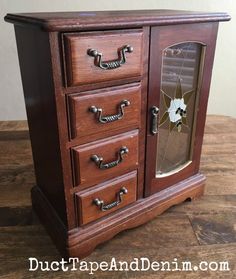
[14, 26, 67, 225]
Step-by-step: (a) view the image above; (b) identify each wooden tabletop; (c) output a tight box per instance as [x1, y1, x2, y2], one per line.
[0, 115, 235, 278]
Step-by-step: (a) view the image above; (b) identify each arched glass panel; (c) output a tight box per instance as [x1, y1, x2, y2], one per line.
[156, 42, 204, 176]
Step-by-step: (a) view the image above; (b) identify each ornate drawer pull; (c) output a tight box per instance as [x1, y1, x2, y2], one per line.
[93, 187, 128, 211]
[87, 45, 133, 70]
[151, 106, 159, 135]
[89, 100, 130, 124]
[91, 146, 129, 170]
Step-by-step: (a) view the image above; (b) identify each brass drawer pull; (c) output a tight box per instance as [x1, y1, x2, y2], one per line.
[91, 146, 129, 170]
[93, 187, 128, 211]
[151, 106, 159, 135]
[89, 100, 130, 123]
[87, 45, 133, 70]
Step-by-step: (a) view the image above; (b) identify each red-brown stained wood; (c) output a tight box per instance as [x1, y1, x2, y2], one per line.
[72, 130, 139, 189]
[76, 171, 137, 225]
[4, 10, 230, 31]
[4, 10, 231, 261]
[49, 32, 78, 229]
[145, 22, 219, 196]
[14, 26, 68, 226]
[63, 30, 143, 86]
[68, 83, 141, 140]
[68, 174, 205, 258]
[136, 26, 149, 199]
[1, 115, 235, 271]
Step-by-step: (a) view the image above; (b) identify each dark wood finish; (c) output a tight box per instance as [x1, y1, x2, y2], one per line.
[68, 83, 141, 140]
[69, 173, 205, 258]
[48, 32, 77, 229]
[14, 26, 68, 226]
[1, 115, 236, 278]
[76, 171, 137, 225]
[190, 213, 236, 245]
[137, 26, 149, 199]
[72, 130, 139, 189]
[31, 186, 68, 258]
[4, 10, 230, 260]
[145, 23, 219, 196]
[32, 170, 205, 258]
[63, 75, 142, 95]
[63, 30, 143, 86]
[4, 10, 230, 31]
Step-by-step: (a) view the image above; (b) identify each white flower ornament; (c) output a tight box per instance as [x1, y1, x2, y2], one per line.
[168, 98, 186, 123]
[159, 78, 194, 132]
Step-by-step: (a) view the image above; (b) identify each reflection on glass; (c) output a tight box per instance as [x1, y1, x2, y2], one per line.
[156, 42, 202, 176]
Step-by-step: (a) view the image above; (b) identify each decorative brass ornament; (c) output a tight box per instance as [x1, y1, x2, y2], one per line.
[87, 45, 133, 70]
[91, 146, 129, 170]
[93, 187, 128, 211]
[89, 100, 130, 123]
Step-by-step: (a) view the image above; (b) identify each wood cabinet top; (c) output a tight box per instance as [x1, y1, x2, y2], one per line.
[5, 10, 230, 31]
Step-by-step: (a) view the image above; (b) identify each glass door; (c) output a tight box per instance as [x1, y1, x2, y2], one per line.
[145, 23, 218, 196]
[156, 42, 202, 176]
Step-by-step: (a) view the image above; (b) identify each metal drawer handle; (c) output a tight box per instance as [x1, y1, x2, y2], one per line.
[91, 146, 129, 170]
[151, 106, 159, 135]
[89, 100, 130, 124]
[87, 45, 133, 70]
[93, 187, 128, 211]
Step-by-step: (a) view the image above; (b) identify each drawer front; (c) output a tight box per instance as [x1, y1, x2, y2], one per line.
[76, 171, 137, 225]
[63, 30, 143, 87]
[72, 130, 139, 189]
[68, 84, 141, 140]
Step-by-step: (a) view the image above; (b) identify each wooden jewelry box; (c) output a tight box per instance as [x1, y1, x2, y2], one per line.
[5, 10, 230, 258]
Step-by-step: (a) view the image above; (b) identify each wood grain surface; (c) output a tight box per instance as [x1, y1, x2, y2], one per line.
[4, 10, 230, 31]
[76, 171, 137, 225]
[0, 115, 235, 278]
[145, 22, 219, 196]
[63, 30, 143, 86]
[72, 130, 139, 189]
[68, 83, 141, 141]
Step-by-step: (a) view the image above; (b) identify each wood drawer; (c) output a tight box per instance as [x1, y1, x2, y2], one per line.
[68, 84, 141, 140]
[63, 30, 143, 87]
[76, 171, 137, 225]
[72, 130, 139, 189]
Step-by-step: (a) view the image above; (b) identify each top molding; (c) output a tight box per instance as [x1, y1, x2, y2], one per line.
[4, 10, 231, 32]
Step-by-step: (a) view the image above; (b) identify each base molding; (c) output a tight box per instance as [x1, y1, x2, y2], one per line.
[32, 173, 205, 259]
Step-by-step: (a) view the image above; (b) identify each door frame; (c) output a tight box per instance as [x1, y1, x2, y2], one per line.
[145, 22, 219, 197]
